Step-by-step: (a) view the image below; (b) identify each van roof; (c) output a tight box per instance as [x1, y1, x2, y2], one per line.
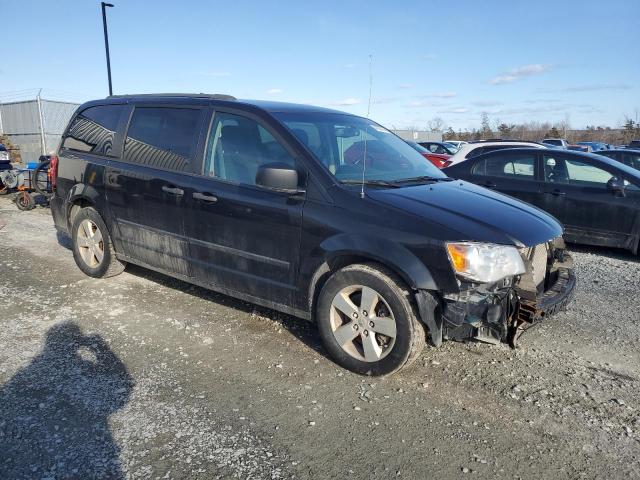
[98, 93, 350, 115]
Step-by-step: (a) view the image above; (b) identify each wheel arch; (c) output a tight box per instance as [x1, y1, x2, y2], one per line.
[306, 234, 439, 318]
[65, 183, 101, 230]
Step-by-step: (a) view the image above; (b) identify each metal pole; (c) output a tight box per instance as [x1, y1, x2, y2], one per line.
[36, 89, 47, 155]
[101, 2, 114, 96]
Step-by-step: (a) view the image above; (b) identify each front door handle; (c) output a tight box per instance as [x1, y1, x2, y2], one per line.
[192, 191, 218, 203]
[545, 189, 566, 196]
[484, 181, 497, 188]
[162, 185, 184, 196]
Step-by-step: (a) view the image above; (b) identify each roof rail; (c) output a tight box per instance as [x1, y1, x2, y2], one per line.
[107, 93, 237, 101]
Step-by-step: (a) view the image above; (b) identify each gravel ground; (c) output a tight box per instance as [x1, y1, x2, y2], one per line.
[0, 196, 639, 479]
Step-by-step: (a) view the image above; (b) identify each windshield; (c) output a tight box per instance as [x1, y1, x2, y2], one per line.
[273, 112, 447, 183]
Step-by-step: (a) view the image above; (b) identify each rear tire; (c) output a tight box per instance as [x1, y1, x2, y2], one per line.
[71, 207, 125, 278]
[316, 263, 425, 376]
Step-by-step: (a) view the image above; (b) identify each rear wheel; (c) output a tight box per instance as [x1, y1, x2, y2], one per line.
[316, 263, 425, 375]
[71, 207, 125, 278]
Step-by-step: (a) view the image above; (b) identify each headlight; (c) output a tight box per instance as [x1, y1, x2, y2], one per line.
[446, 242, 525, 283]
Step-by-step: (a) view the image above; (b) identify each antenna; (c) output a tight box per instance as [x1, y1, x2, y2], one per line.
[360, 54, 373, 199]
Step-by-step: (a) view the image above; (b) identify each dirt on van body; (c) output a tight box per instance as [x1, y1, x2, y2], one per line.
[0, 196, 639, 479]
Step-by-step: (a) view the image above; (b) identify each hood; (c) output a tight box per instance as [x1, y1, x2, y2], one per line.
[367, 180, 562, 247]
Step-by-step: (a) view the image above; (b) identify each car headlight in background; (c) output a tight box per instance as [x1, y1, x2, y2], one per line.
[446, 242, 525, 283]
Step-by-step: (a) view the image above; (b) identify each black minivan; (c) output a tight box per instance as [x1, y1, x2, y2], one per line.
[50, 94, 576, 375]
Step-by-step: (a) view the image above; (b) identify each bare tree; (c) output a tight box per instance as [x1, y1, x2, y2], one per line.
[427, 117, 445, 132]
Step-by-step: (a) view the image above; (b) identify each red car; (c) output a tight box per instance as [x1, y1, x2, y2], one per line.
[406, 141, 452, 168]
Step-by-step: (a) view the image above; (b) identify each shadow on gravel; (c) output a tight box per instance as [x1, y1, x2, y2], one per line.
[125, 264, 330, 360]
[0, 322, 133, 479]
[567, 242, 639, 262]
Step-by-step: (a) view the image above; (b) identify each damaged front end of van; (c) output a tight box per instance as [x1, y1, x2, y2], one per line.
[416, 237, 576, 348]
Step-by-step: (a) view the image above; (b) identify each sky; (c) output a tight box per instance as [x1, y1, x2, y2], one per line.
[1, 0, 638, 131]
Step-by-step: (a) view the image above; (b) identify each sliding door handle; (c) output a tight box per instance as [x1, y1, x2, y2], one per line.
[193, 192, 218, 203]
[545, 189, 566, 196]
[162, 185, 184, 196]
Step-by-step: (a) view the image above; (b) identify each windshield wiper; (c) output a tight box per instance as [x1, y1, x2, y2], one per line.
[394, 175, 453, 184]
[340, 179, 401, 188]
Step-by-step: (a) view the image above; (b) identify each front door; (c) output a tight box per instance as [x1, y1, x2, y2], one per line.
[540, 153, 638, 247]
[106, 105, 207, 276]
[182, 109, 305, 307]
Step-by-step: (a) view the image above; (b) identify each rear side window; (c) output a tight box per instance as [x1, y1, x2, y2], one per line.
[62, 105, 125, 156]
[473, 154, 535, 178]
[124, 107, 202, 171]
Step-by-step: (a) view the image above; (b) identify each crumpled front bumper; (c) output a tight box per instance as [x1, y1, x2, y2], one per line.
[415, 244, 577, 348]
[506, 263, 576, 346]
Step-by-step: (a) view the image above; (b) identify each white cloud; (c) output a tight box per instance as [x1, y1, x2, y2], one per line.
[330, 98, 361, 106]
[398, 83, 414, 89]
[266, 88, 283, 95]
[489, 64, 552, 85]
[437, 107, 469, 114]
[417, 92, 457, 99]
[373, 97, 399, 105]
[471, 100, 502, 107]
[558, 84, 632, 92]
[200, 71, 232, 77]
[343, 63, 357, 69]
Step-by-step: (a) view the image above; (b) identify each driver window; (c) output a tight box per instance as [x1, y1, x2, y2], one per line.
[544, 156, 611, 187]
[203, 112, 297, 185]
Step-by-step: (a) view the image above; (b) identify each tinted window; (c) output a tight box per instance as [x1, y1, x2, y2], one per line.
[622, 152, 640, 171]
[124, 107, 202, 171]
[474, 153, 535, 178]
[62, 105, 125, 156]
[203, 112, 297, 186]
[544, 155, 612, 187]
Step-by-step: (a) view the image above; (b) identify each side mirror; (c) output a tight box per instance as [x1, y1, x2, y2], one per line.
[607, 176, 625, 197]
[256, 163, 300, 192]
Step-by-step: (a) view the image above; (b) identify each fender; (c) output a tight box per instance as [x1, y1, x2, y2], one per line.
[303, 233, 439, 315]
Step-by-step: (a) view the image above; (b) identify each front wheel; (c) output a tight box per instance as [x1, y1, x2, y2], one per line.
[71, 207, 125, 278]
[316, 263, 425, 376]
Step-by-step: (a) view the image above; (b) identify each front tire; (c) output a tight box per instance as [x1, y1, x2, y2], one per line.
[316, 263, 425, 376]
[71, 207, 125, 278]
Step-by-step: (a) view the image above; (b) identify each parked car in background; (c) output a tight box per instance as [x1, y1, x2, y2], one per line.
[568, 144, 592, 152]
[447, 140, 547, 166]
[628, 140, 640, 149]
[598, 149, 640, 171]
[541, 142, 564, 149]
[576, 141, 607, 151]
[406, 141, 452, 168]
[418, 141, 457, 155]
[542, 138, 569, 149]
[49, 93, 576, 374]
[443, 140, 467, 149]
[444, 147, 640, 254]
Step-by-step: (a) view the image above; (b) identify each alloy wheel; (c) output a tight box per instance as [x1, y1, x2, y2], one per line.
[76, 219, 104, 268]
[329, 285, 397, 362]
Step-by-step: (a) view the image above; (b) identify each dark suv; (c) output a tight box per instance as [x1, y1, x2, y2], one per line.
[50, 94, 576, 375]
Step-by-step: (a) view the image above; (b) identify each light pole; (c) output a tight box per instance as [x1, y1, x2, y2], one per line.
[101, 2, 114, 96]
